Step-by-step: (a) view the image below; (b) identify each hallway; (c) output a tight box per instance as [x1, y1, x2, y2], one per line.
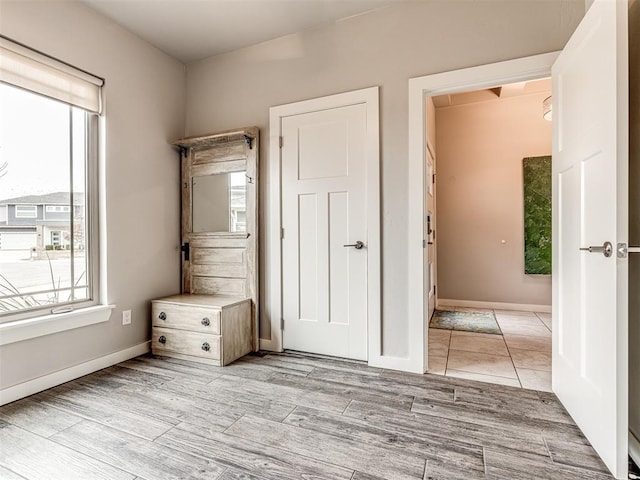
[428, 307, 552, 391]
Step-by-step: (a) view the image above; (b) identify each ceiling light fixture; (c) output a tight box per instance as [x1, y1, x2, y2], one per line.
[543, 95, 552, 121]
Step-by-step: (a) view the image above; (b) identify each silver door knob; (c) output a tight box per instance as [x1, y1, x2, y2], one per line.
[344, 241, 364, 249]
[580, 241, 613, 257]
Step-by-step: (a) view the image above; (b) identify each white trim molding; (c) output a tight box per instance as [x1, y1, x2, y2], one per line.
[266, 86, 381, 366]
[408, 52, 559, 374]
[0, 341, 149, 406]
[0, 304, 114, 346]
[437, 299, 552, 314]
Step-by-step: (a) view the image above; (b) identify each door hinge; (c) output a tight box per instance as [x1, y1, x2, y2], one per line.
[279, 136, 283, 148]
[281, 318, 285, 330]
[181, 242, 190, 261]
[281, 227, 285, 240]
[434, 285, 437, 296]
[423, 239, 426, 248]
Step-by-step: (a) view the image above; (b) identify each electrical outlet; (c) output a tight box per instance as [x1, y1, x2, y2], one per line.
[122, 309, 132, 326]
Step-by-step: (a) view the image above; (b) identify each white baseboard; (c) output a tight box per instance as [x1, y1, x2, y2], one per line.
[631, 431, 640, 469]
[368, 354, 424, 374]
[0, 341, 150, 406]
[437, 298, 552, 313]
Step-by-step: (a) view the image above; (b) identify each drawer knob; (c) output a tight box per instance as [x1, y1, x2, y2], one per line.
[158, 312, 167, 321]
[158, 335, 167, 344]
[201, 317, 210, 326]
[201, 342, 211, 352]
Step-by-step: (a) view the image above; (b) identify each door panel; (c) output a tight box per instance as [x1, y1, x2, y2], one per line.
[282, 104, 368, 360]
[329, 191, 349, 325]
[552, 0, 628, 477]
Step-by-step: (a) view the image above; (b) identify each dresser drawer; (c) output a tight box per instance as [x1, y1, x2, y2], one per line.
[152, 302, 221, 334]
[152, 327, 221, 361]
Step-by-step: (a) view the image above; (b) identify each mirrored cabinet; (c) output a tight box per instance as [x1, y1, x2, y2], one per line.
[151, 127, 259, 366]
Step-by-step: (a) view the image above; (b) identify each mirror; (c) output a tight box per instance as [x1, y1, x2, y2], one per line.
[192, 171, 247, 233]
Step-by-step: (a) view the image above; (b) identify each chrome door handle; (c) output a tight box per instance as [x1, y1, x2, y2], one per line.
[344, 241, 364, 249]
[580, 241, 613, 257]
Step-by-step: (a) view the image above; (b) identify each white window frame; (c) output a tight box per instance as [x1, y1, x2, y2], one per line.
[15, 205, 37, 218]
[0, 37, 112, 344]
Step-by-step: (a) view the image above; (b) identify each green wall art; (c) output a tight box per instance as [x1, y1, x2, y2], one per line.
[523, 155, 552, 275]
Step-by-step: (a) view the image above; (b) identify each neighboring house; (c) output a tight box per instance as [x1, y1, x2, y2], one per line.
[0, 192, 84, 251]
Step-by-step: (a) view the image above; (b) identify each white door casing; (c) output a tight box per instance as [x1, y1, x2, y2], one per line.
[266, 87, 381, 364]
[552, 1, 628, 478]
[409, 52, 559, 374]
[281, 104, 368, 360]
[426, 142, 436, 321]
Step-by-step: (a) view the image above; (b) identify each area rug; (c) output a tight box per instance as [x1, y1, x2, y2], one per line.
[429, 309, 502, 335]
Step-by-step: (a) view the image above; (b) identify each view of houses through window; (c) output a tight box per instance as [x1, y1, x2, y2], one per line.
[0, 82, 93, 318]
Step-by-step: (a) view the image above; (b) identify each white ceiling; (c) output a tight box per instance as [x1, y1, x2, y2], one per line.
[432, 78, 552, 108]
[80, 0, 399, 63]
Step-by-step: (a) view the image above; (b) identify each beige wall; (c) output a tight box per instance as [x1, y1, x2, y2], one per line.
[185, 0, 582, 356]
[435, 92, 552, 306]
[629, 0, 640, 446]
[0, 1, 185, 389]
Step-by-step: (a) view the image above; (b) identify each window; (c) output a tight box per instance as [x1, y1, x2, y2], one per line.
[50, 231, 61, 247]
[15, 205, 37, 218]
[0, 37, 103, 321]
[46, 205, 70, 213]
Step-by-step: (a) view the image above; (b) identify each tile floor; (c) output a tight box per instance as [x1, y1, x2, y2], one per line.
[428, 307, 552, 391]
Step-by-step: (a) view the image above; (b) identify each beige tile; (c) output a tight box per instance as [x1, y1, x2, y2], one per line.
[503, 334, 551, 353]
[449, 331, 509, 357]
[536, 312, 552, 331]
[496, 317, 551, 337]
[493, 309, 536, 317]
[446, 349, 518, 379]
[509, 348, 551, 371]
[517, 368, 552, 392]
[427, 355, 447, 375]
[445, 369, 521, 388]
[495, 314, 546, 326]
[428, 329, 451, 357]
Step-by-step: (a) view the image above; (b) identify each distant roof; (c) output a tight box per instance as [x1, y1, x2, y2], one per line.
[0, 192, 84, 205]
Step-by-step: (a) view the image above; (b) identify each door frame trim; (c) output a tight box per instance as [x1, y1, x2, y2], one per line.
[408, 52, 559, 373]
[265, 87, 381, 364]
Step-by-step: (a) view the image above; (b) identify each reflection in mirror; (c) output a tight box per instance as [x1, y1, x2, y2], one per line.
[192, 171, 246, 233]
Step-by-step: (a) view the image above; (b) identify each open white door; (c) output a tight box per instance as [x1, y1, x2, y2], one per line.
[552, 0, 628, 478]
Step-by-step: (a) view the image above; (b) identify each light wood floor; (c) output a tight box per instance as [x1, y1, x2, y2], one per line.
[0, 352, 613, 479]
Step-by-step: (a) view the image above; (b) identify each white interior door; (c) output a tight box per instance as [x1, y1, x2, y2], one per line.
[552, 0, 628, 478]
[281, 104, 368, 360]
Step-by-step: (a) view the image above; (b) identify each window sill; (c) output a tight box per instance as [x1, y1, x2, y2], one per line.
[0, 305, 115, 346]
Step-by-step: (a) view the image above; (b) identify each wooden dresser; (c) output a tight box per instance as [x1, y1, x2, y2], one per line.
[152, 294, 251, 366]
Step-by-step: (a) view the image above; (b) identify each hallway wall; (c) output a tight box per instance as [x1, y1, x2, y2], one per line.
[435, 90, 552, 307]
